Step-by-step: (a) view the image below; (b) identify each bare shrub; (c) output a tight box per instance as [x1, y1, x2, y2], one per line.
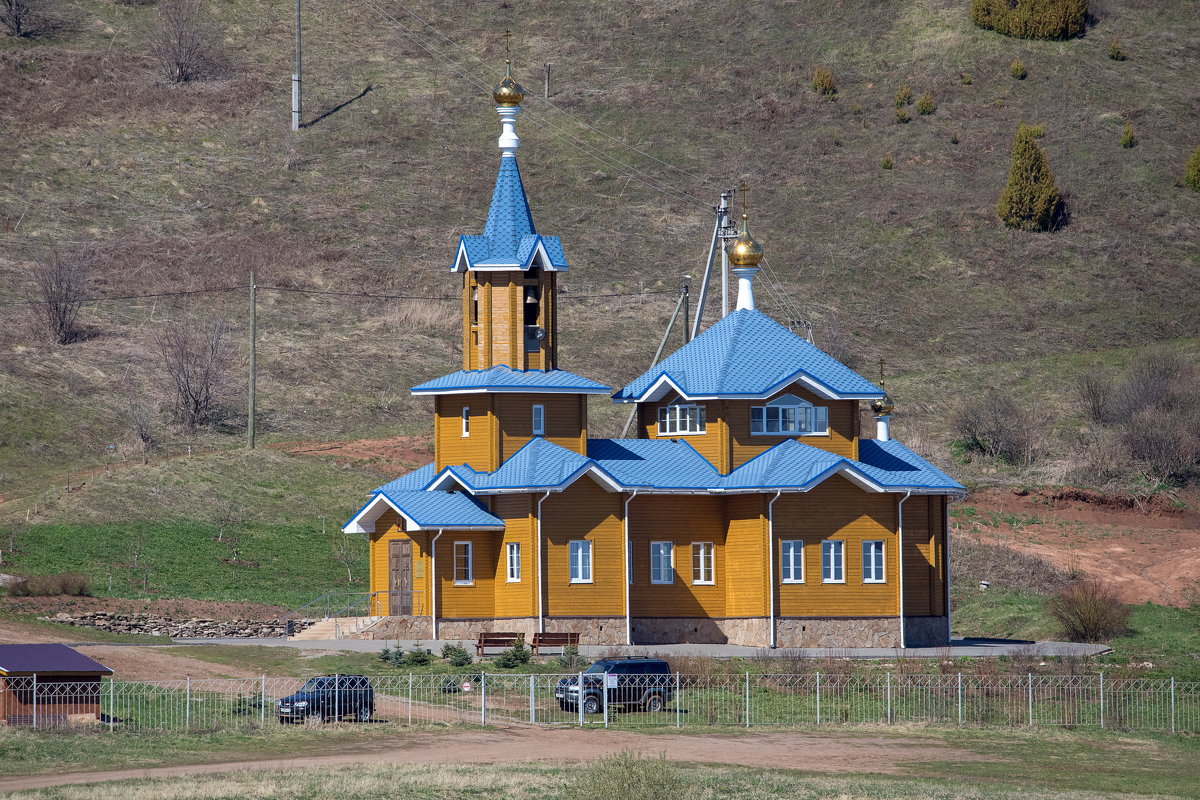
[1123, 408, 1198, 484]
[58, 572, 91, 595]
[1074, 372, 1111, 424]
[1045, 579, 1131, 642]
[8, 573, 89, 596]
[26, 244, 93, 345]
[1, 0, 59, 37]
[153, 0, 229, 83]
[155, 315, 232, 430]
[952, 391, 1032, 464]
[126, 395, 158, 462]
[1109, 346, 1192, 419]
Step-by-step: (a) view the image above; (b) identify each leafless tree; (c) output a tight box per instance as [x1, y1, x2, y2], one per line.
[153, 0, 228, 84]
[155, 315, 231, 430]
[26, 244, 93, 345]
[1, 0, 56, 37]
[126, 395, 158, 463]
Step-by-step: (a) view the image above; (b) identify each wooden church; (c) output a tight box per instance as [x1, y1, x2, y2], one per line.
[342, 63, 965, 648]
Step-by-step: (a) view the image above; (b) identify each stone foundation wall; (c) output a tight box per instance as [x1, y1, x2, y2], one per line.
[903, 615, 949, 647]
[361, 617, 627, 645]
[775, 617, 899, 649]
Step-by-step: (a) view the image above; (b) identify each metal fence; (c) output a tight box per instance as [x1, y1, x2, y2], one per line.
[2, 673, 1195, 734]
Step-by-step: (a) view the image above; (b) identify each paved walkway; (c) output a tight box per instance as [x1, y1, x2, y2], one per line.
[150, 636, 1110, 658]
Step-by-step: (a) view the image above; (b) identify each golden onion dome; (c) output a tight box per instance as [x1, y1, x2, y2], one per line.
[493, 60, 525, 106]
[870, 392, 896, 416]
[727, 214, 764, 267]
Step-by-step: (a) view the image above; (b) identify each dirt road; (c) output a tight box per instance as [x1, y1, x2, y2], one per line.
[0, 725, 995, 792]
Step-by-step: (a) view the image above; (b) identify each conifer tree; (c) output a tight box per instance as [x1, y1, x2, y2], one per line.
[1185, 146, 1200, 192]
[998, 123, 1063, 231]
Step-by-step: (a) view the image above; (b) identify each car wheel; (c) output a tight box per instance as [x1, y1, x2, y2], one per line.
[642, 693, 666, 713]
[582, 695, 601, 715]
[356, 706, 373, 723]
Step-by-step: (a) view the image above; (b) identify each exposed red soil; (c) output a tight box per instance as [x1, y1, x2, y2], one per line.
[958, 487, 1200, 607]
[274, 435, 432, 475]
[0, 726, 998, 792]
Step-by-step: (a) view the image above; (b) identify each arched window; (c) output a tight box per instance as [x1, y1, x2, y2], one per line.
[750, 394, 829, 436]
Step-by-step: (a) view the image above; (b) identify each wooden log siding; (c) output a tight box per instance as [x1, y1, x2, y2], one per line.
[728, 389, 858, 468]
[435, 395, 498, 472]
[492, 494, 535, 618]
[724, 494, 767, 616]
[637, 394, 728, 471]
[497, 393, 587, 460]
[773, 477, 900, 618]
[629, 495, 726, 617]
[367, 510, 434, 618]
[540, 479, 625, 617]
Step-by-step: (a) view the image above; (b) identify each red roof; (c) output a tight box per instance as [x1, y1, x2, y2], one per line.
[0, 644, 113, 676]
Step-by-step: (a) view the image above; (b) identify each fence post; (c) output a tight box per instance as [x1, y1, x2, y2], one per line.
[1171, 677, 1176, 735]
[261, 675, 267, 727]
[1027, 672, 1033, 727]
[32, 674, 37, 729]
[108, 678, 114, 732]
[1099, 672, 1104, 729]
[529, 674, 536, 724]
[602, 672, 609, 729]
[957, 673, 963, 726]
[675, 672, 681, 728]
[408, 673, 413, 725]
[886, 672, 892, 724]
[481, 672, 487, 727]
[816, 671, 821, 725]
[186, 677, 191, 731]
[744, 671, 750, 728]
[577, 671, 584, 726]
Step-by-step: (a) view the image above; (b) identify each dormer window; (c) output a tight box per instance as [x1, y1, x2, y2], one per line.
[658, 403, 706, 435]
[750, 394, 828, 436]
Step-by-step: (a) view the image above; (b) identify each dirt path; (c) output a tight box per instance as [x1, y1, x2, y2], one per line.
[0, 725, 996, 792]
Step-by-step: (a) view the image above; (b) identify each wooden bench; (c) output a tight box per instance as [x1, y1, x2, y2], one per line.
[530, 631, 579, 656]
[475, 632, 522, 657]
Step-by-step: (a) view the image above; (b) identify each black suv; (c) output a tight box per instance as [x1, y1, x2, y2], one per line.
[277, 675, 375, 723]
[556, 657, 674, 714]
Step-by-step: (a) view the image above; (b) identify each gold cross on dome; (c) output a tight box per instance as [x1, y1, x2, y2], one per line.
[878, 357, 887, 389]
[504, 29, 512, 61]
[739, 182, 750, 217]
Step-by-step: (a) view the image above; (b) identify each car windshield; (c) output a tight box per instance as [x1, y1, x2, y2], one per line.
[584, 662, 612, 674]
[300, 678, 331, 692]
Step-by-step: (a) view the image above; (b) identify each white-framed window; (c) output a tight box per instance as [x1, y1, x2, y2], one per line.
[780, 540, 804, 583]
[657, 404, 706, 435]
[650, 541, 674, 584]
[461, 407, 470, 438]
[569, 540, 592, 583]
[531, 404, 545, 436]
[821, 540, 845, 583]
[453, 541, 473, 585]
[692, 542, 714, 585]
[862, 540, 885, 583]
[750, 394, 829, 436]
[506, 542, 521, 582]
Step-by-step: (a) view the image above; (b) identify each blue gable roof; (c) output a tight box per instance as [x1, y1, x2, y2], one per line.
[613, 309, 883, 402]
[411, 366, 611, 395]
[452, 158, 569, 272]
[374, 489, 503, 529]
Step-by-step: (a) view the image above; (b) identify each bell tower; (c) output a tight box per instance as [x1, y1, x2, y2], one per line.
[452, 55, 564, 372]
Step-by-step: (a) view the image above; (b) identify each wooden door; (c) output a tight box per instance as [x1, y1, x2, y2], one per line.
[389, 539, 413, 616]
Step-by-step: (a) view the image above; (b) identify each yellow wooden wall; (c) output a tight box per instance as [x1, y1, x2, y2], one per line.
[724, 494, 767, 616]
[629, 495, 726, 617]
[435, 395, 498, 472]
[901, 496, 946, 616]
[492, 494, 536, 618]
[774, 476, 898, 617]
[367, 510, 434, 618]
[463, 272, 557, 372]
[496, 393, 586, 460]
[637, 396, 729, 472]
[541, 479, 624, 617]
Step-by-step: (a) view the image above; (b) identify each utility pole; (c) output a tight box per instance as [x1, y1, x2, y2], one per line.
[682, 276, 691, 343]
[248, 272, 257, 450]
[291, 0, 302, 131]
[718, 189, 734, 317]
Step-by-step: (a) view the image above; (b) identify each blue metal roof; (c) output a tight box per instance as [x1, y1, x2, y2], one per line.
[452, 158, 569, 271]
[375, 463, 437, 494]
[855, 439, 965, 491]
[721, 439, 846, 490]
[374, 489, 503, 529]
[441, 437, 596, 491]
[613, 309, 883, 402]
[411, 366, 611, 395]
[587, 438, 721, 490]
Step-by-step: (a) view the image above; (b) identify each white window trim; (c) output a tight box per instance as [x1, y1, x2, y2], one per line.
[691, 542, 715, 585]
[453, 541, 473, 586]
[650, 541, 674, 584]
[750, 395, 829, 437]
[569, 539, 593, 584]
[506, 541, 521, 583]
[657, 404, 706, 436]
[862, 540, 886, 584]
[780, 539, 805, 584]
[461, 407, 470, 438]
[531, 404, 545, 436]
[821, 540, 845, 584]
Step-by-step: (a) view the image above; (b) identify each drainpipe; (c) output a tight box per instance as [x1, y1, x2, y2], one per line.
[944, 496, 953, 645]
[623, 491, 639, 646]
[896, 492, 912, 650]
[430, 529, 443, 641]
[767, 491, 782, 649]
[536, 491, 552, 634]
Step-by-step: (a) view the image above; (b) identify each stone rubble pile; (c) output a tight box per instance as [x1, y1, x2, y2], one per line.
[38, 611, 313, 638]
